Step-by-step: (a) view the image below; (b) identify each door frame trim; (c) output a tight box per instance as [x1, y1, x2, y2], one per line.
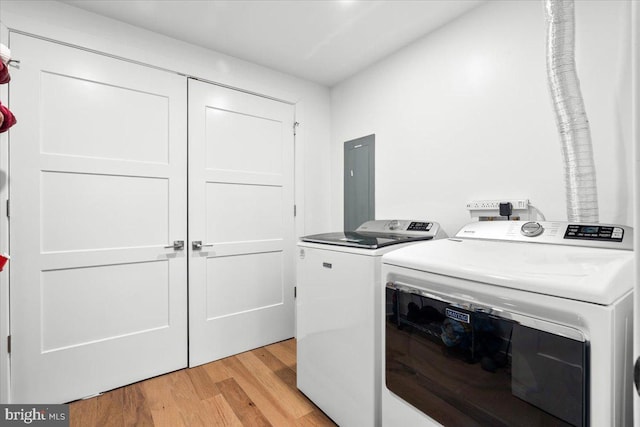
[7, 30, 296, 108]
[0, 21, 10, 404]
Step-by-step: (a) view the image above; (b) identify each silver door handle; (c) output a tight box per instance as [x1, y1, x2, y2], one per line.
[164, 240, 184, 250]
[192, 241, 214, 250]
[635, 357, 640, 396]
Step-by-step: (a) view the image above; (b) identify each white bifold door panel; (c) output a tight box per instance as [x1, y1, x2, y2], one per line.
[188, 79, 295, 366]
[9, 34, 188, 403]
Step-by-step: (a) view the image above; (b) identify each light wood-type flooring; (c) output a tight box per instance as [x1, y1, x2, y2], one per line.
[69, 339, 337, 427]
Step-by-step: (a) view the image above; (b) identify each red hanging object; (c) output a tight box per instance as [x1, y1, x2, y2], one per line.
[0, 102, 16, 133]
[0, 62, 9, 85]
[0, 253, 8, 272]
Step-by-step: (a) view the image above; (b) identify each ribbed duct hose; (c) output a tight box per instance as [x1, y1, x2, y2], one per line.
[545, 0, 599, 223]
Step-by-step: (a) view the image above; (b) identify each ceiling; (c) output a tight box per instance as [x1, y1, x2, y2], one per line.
[61, 0, 484, 87]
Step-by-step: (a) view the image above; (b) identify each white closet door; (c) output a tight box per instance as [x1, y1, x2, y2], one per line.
[9, 34, 188, 403]
[188, 79, 295, 366]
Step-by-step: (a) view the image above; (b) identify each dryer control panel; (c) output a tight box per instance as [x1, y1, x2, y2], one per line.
[564, 224, 624, 242]
[455, 220, 633, 250]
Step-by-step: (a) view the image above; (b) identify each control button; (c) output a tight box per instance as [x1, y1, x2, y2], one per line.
[521, 222, 544, 237]
[613, 227, 623, 233]
[388, 220, 401, 230]
[612, 231, 623, 239]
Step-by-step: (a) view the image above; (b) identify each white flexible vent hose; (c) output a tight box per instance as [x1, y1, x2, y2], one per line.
[545, 0, 599, 222]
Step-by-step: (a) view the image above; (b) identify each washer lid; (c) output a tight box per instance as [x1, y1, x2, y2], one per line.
[301, 231, 433, 249]
[382, 238, 634, 305]
[301, 219, 445, 249]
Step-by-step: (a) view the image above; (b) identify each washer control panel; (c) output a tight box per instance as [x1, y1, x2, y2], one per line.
[564, 224, 624, 242]
[355, 219, 447, 238]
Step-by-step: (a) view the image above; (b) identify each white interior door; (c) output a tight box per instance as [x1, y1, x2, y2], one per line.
[9, 34, 188, 403]
[188, 79, 295, 366]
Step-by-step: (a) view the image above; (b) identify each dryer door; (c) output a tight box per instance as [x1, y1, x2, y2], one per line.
[385, 283, 587, 427]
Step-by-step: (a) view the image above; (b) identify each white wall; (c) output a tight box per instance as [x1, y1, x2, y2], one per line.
[331, 0, 633, 236]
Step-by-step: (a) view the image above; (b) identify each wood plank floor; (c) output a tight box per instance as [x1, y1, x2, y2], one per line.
[69, 339, 337, 427]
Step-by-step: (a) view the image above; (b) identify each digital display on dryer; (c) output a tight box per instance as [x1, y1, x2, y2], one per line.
[580, 226, 598, 234]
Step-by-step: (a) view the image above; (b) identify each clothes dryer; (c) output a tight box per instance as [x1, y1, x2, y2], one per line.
[297, 220, 447, 427]
[382, 221, 633, 427]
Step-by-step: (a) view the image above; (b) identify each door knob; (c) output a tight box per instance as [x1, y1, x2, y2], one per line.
[192, 241, 214, 250]
[164, 240, 184, 250]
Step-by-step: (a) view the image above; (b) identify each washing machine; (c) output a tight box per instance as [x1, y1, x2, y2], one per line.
[296, 219, 447, 427]
[381, 220, 634, 427]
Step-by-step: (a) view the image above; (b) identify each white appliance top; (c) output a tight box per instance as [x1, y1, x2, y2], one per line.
[301, 220, 446, 249]
[382, 221, 634, 305]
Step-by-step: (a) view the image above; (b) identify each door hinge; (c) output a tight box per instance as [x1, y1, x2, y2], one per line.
[293, 121, 300, 136]
[294, 286, 297, 298]
[5, 199, 9, 218]
[7, 336, 10, 354]
[294, 205, 297, 217]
